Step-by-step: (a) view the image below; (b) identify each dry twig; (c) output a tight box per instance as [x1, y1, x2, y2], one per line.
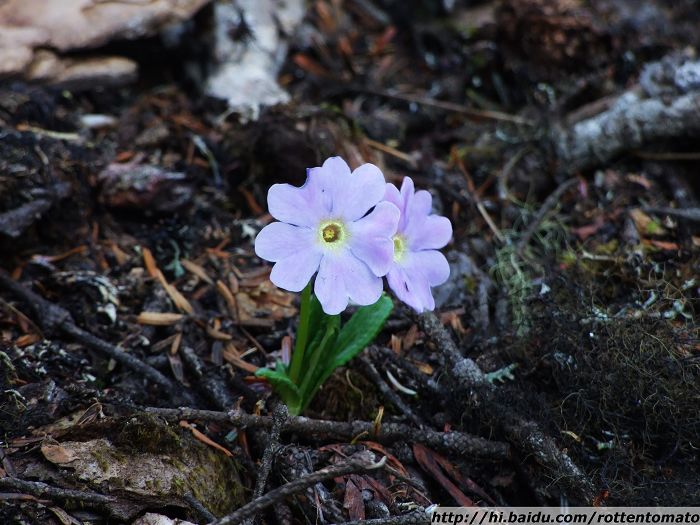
[244, 402, 288, 525]
[358, 355, 425, 428]
[209, 453, 387, 525]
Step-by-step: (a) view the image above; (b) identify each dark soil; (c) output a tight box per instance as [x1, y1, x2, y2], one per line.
[1, 0, 699, 522]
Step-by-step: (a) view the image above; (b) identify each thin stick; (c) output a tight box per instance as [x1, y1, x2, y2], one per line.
[362, 88, 533, 126]
[250, 403, 288, 504]
[358, 356, 425, 428]
[184, 492, 217, 522]
[208, 454, 387, 525]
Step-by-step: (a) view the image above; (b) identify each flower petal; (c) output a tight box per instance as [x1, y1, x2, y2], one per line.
[270, 248, 322, 292]
[386, 249, 447, 312]
[400, 176, 415, 201]
[255, 222, 315, 262]
[314, 250, 383, 314]
[404, 250, 450, 286]
[348, 201, 400, 276]
[267, 182, 325, 227]
[405, 215, 452, 250]
[320, 156, 352, 180]
[383, 182, 403, 212]
[314, 254, 349, 315]
[305, 156, 353, 216]
[341, 252, 383, 306]
[332, 163, 387, 221]
[386, 265, 432, 313]
[408, 189, 433, 218]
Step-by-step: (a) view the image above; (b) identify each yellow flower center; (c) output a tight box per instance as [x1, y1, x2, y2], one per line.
[318, 220, 348, 249]
[393, 235, 406, 262]
[323, 224, 341, 242]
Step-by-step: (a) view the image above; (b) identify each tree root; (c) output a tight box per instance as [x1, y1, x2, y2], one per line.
[417, 312, 596, 503]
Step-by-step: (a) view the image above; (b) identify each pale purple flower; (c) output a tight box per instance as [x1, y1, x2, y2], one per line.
[383, 177, 452, 312]
[255, 157, 400, 315]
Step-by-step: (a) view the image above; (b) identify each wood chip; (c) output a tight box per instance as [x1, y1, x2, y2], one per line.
[137, 312, 184, 326]
[216, 279, 238, 320]
[180, 258, 214, 284]
[156, 270, 194, 315]
[223, 342, 258, 373]
[142, 247, 159, 278]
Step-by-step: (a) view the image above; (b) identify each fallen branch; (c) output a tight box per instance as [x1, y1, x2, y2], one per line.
[0, 477, 116, 507]
[554, 88, 700, 173]
[136, 406, 509, 460]
[184, 492, 217, 523]
[209, 453, 387, 525]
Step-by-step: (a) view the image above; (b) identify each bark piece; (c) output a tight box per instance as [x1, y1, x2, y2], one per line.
[34, 414, 244, 520]
[0, 0, 208, 87]
[205, 0, 306, 120]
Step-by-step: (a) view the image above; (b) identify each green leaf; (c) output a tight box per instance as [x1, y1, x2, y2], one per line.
[299, 295, 393, 413]
[307, 294, 324, 341]
[299, 319, 339, 402]
[256, 365, 301, 414]
[331, 294, 393, 369]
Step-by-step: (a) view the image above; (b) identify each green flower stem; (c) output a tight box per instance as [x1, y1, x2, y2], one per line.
[289, 282, 312, 383]
[298, 316, 338, 403]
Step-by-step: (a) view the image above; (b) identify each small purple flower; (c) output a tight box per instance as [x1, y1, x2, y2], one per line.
[383, 177, 452, 312]
[255, 156, 400, 315]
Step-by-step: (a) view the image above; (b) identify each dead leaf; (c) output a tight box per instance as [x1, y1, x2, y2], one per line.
[47, 506, 81, 525]
[572, 215, 606, 240]
[412, 443, 475, 506]
[403, 324, 419, 350]
[180, 258, 213, 284]
[41, 443, 77, 464]
[142, 247, 159, 278]
[625, 173, 653, 189]
[343, 478, 365, 521]
[179, 421, 232, 457]
[223, 343, 259, 373]
[155, 270, 194, 315]
[216, 279, 238, 321]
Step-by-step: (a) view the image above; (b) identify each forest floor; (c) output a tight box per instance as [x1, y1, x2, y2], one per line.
[1, 1, 699, 523]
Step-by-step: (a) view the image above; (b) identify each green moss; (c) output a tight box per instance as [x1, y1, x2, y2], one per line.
[90, 447, 110, 473]
[114, 414, 181, 454]
[184, 447, 243, 517]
